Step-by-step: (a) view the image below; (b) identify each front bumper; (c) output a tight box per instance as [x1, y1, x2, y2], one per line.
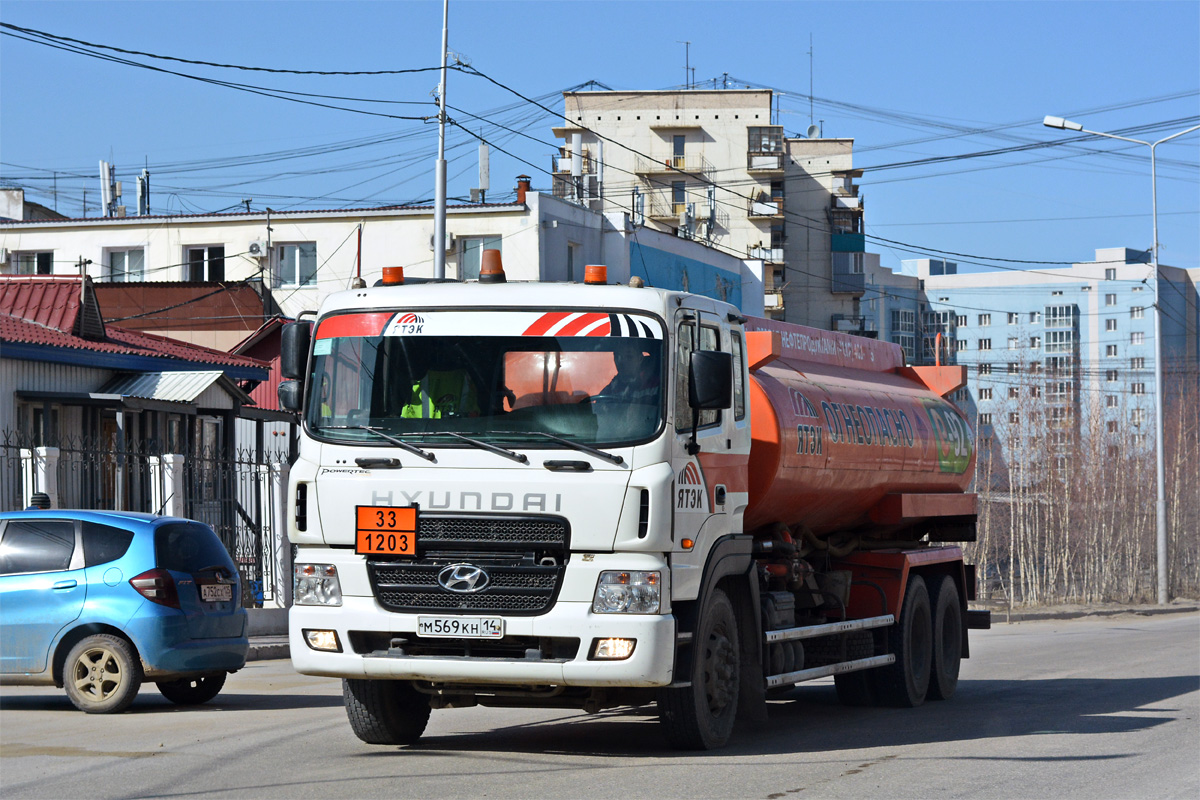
[289, 550, 676, 687]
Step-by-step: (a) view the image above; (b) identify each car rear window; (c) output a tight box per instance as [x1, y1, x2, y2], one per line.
[82, 521, 135, 567]
[155, 523, 234, 574]
[0, 519, 75, 575]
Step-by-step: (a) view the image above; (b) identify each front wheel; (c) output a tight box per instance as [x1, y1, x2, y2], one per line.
[157, 673, 227, 705]
[63, 634, 143, 714]
[658, 588, 740, 750]
[343, 679, 431, 745]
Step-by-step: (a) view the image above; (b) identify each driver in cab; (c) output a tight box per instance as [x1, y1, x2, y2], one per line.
[401, 342, 480, 419]
[601, 344, 658, 402]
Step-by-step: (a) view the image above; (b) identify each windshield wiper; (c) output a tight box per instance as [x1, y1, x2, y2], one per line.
[318, 425, 436, 462]
[519, 431, 625, 466]
[428, 431, 529, 464]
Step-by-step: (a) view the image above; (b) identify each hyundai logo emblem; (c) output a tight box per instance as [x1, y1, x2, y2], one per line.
[437, 564, 490, 593]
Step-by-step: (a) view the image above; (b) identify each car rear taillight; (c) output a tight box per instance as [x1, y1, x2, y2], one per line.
[130, 568, 181, 608]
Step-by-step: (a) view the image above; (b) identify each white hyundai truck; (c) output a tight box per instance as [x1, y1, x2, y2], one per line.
[279, 258, 984, 750]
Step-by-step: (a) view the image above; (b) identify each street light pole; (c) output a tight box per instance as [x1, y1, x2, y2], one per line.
[1043, 116, 1200, 605]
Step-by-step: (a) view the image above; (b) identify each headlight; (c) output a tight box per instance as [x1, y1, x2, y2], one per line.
[295, 563, 342, 606]
[592, 570, 660, 614]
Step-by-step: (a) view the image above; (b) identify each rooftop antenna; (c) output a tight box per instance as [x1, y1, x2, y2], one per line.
[677, 41, 691, 89]
[808, 34, 814, 125]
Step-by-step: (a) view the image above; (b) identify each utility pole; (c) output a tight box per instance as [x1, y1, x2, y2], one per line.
[432, 0, 449, 280]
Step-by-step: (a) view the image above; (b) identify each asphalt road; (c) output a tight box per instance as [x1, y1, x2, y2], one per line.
[1, 612, 1196, 800]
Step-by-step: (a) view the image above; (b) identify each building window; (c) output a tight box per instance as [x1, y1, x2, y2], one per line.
[978, 363, 992, 375]
[1106, 395, 1118, 408]
[977, 313, 991, 326]
[1105, 293, 1117, 306]
[956, 315, 967, 327]
[892, 309, 915, 334]
[1131, 306, 1144, 319]
[1106, 345, 1118, 357]
[1029, 361, 1041, 373]
[1105, 319, 1117, 332]
[1008, 337, 1019, 350]
[1052, 290, 1063, 296]
[979, 388, 993, 401]
[1106, 369, 1119, 382]
[1007, 312, 1019, 324]
[978, 338, 991, 351]
[956, 339, 967, 351]
[276, 243, 316, 287]
[1005, 363, 1017, 374]
[187, 245, 226, 282]
[1008, 386, 1019, 398]
[1009, 412, 1020, 424]
[1105, 268, 1117, 280]
[1131, 409, 1145, 425]
[1131, 383, 1146, 395]
[1134, 433, 1148, 447]
[106, 249, 145, 282]
[672, 181, 687, 214]
[1081, 285, 1091, 292]
[1030, 337, 1041, 349]
[13, 252, 53, 275]
[979, 413, 992, 426]
[1030, 311, 1041, 324]
[459, 236, 502, 281]
[1107, 421, 1119, 433]
[1131, 332, 1144, 346]
[1030, 385, 1041, 398]
[748, 126, 783, 154]
[1130, 357, 1145, 370]
[891, 334, 915, 361]
[1132, 286, 1144, 292]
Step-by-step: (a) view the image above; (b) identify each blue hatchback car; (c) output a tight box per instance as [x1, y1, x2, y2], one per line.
[0, 510, 248, 713]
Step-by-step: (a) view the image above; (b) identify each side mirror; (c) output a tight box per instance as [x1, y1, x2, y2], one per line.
[281, 322, 312, 381]
[689, 350, 733, 410]
[278, 380, 303, 413]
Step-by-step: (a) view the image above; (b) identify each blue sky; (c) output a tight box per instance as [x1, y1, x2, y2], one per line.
[2, 0, 1197, 273]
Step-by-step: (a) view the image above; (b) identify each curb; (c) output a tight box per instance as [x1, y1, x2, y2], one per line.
[975, 603, 1200, 624]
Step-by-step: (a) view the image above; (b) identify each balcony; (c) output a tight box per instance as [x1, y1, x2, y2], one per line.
[831, 232, 866, 253]
[748, 245, 784, 263]
[748, 198, 784, 219]
[635, 154, 711, 175]
[831, 252, 865, 295]
[646, 195, 690, 221]
[747, 152, 784, 173]
[765, 290, 784, 310]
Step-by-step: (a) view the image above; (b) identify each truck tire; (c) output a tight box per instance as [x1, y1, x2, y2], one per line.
[874, 574, 932, 708]
[658, 588, 740, 750]
[833, 631, 878, 706]
[343, 679, 431, 746]
[929, 574, 962, 701]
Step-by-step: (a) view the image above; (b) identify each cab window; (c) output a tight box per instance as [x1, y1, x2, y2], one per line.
[675, 321, 722, 431]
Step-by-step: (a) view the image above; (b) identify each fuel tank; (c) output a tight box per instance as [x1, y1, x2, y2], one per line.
[741, 319, 975, 536]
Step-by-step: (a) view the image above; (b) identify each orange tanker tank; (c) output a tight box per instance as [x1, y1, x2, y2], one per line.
[741, 318, 976, 538]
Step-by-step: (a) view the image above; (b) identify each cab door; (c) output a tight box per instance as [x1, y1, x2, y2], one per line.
[669, 308, 749, 601]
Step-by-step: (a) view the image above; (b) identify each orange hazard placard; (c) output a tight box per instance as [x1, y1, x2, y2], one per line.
[355, 505, 418, 556]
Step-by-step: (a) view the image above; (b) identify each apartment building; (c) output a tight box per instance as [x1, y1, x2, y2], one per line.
[553, 89, 875, 331]
[894, 248, 1199, 461]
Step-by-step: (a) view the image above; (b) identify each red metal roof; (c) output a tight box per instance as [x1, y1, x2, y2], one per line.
[0, 275, 267, 370]
[0, 275, 90, 334]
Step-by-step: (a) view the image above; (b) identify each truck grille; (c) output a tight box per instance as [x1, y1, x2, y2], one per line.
[366, 514, 569, 616]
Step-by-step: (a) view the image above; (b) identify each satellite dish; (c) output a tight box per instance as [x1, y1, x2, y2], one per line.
[806, 124, 821, 139]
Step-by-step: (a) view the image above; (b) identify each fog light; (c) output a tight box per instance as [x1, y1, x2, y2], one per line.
[304, 629, 341, 652]
[591, 638, 636, 660]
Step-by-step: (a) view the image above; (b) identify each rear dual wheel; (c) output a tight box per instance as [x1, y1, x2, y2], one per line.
[869, 573, 962, 707]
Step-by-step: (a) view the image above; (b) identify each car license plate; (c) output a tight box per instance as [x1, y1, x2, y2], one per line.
[201, 583, 232, 603]
[417, 616, 504, 639]
[355, 505, 418, 556]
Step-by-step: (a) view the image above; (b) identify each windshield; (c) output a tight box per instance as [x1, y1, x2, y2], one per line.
[306, 309, 665, 447]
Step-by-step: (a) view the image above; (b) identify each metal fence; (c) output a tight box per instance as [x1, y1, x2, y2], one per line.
[1, 429, 289, 607]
